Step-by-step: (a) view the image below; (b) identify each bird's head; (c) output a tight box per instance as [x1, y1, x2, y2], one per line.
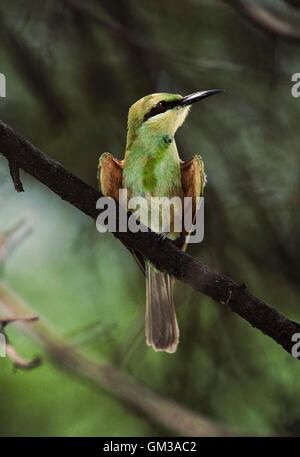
[126, 90, 223, 148]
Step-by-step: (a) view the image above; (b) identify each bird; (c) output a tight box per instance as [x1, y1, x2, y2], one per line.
[98, 90, 223, 353]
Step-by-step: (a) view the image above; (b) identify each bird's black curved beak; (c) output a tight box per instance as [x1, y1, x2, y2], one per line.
[178, 89, 224, 107]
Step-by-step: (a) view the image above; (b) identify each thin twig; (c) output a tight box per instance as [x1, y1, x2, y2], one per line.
[0, 219, 32, 262]
[8, 161, 24, 192]
[224, 0, 300, 43]
[0, 314, 41, 369]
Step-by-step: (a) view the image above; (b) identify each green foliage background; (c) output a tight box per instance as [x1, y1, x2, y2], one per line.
[0, 0, 300, 436]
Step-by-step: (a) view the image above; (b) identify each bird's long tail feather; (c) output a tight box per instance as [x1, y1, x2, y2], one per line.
[145, 263, 179, 353]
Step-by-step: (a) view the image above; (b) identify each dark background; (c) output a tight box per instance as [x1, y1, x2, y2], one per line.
[0, 0, 300, 436]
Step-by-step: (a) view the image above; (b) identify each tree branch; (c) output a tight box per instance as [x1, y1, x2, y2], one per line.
[0, 119, 299, 360]
[0, 283, 230, 437]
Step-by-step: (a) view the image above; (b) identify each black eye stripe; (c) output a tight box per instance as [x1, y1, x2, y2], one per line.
[143, 99, 179, 122]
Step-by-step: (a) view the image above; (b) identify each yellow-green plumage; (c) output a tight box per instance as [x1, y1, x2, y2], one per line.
[98, 90, 222, 353]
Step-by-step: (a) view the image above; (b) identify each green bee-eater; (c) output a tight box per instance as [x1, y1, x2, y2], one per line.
[98, 90, 222, 353]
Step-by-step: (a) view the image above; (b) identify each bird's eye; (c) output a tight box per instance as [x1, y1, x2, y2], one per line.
[144, 100, 168, 122]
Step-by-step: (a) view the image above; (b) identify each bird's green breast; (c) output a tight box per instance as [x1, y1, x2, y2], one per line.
[123, 133, 181, 198]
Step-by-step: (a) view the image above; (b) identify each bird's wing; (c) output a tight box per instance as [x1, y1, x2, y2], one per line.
[98, 152, 145, 275]
[98, 152, 123, 202]
[178, 154, 205, 251]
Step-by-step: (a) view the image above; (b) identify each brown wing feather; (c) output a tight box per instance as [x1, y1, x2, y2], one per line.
[98, 152, 123, 202]
[98, 152, 145, 275]
[178, 155, 205, 251]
